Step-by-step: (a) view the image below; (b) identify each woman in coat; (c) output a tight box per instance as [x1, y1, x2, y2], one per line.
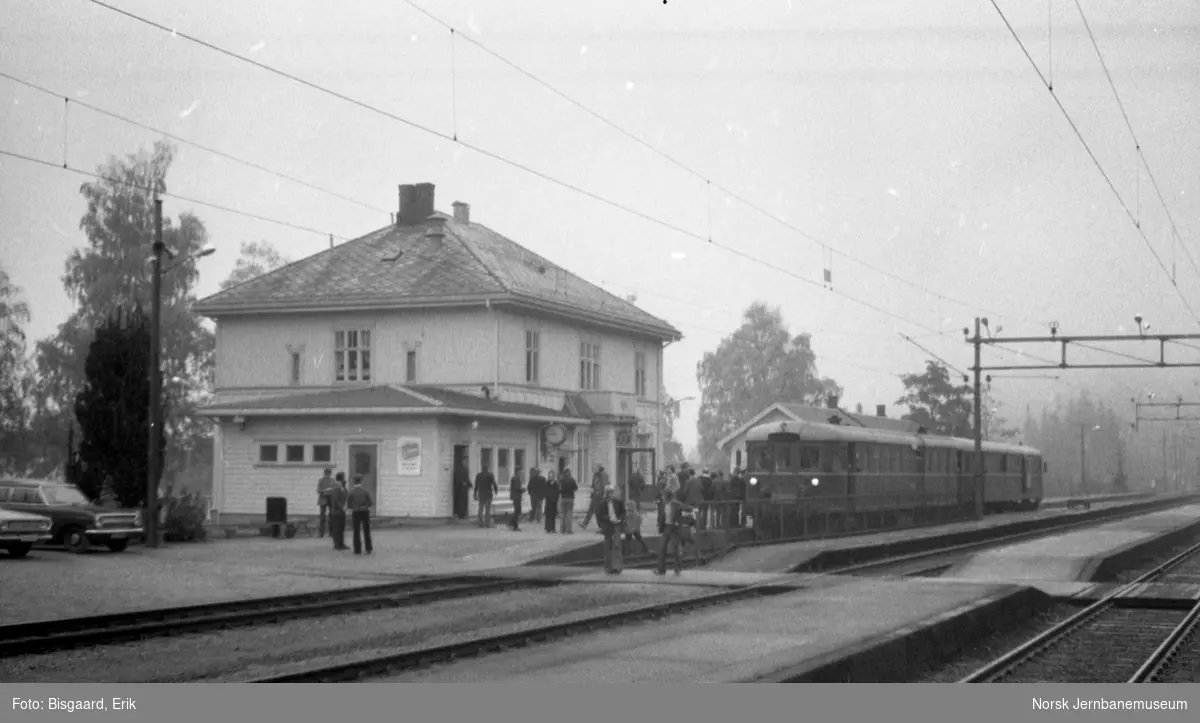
[542, 471, 560, 534]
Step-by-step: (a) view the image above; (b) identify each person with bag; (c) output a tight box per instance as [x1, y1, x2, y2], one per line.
[595, 485, 625, 574]
[543, 471, 560, 534]
[655, 488, 698, 576]
[316, 468, 337, 538]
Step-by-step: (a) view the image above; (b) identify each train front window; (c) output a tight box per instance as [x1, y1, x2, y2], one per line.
[774, 443, 794, 471]
[824, 446, 847, 473]
[751, 445, 774, 473]
[799, 445, 820, 472]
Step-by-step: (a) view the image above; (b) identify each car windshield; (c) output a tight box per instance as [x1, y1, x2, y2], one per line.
[40, 486, 90, 505]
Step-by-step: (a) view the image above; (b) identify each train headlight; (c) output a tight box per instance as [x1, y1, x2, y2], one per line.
[811, 478, 820, 487]
[749, 477, 758, 486]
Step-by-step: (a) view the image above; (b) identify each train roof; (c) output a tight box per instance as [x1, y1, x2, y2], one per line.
[743, 418, 1041, 457]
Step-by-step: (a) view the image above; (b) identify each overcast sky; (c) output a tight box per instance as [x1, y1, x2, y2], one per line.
[2, 0, 1199, 456]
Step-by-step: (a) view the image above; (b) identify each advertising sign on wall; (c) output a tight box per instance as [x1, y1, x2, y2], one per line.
[398, 436, 422, 476]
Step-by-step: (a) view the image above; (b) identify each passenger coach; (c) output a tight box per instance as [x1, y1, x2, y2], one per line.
[742, 419, 1044, 522]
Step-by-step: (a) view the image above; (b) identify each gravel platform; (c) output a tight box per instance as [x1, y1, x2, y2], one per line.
[0, 582, 707, 683]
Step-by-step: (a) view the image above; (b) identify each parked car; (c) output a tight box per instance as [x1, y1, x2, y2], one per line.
[0, 478, 144, 553]
[0, 507, 53, 558]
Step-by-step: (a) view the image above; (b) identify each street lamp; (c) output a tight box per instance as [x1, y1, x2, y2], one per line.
[147, 198, 215, 548]
[1078, 423, 1101, 498]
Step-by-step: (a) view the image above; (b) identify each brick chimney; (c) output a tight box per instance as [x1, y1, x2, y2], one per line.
[827, 395, 839, 410]
[398, 182, 436, 225]
[452, 201, 470, 225]
[876, 404, 886, 417]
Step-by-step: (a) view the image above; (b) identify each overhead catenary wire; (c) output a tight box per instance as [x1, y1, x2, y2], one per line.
[84, 0, 982, 338]
[986, 0, 1200, 328]
[397, 0, 1034, 328]
[0, 148, 348, 240]
[0, 72, 392, 219]
[1071, 0, 1200, 282]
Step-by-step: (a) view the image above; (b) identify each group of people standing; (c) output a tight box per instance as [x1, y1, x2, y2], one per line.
[315, 468, 376, 555]
[450, 457, 755, 577]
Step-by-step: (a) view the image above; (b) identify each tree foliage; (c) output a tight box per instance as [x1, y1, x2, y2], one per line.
[219, 240, 291, 290]
[32, 141, 214, 486]
[895, 361, 974, 437]
[696, 302, 842, 469]
[73, 306, 167, 507]
[0, 265, 35, 474]
[1020, 391, 1129, 497]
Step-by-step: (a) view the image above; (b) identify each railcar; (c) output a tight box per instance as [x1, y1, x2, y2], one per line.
[742, 419, 1044, 523]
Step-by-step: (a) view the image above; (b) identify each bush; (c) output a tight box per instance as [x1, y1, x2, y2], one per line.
[162, 491, 208, 542]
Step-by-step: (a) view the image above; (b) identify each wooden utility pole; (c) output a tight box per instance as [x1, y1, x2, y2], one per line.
[971, 317, 984, 520]
[147, 199, 163, 548]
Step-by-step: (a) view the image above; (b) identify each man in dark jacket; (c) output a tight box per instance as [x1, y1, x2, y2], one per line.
[628, 468, 646, 512]
[558, 468, 579, 534]
[509, 466, 524, 531]
[316, 468, 337, 537]
[543, 472, 560, 533]
[475, 463, 498, 528]
[528, 468, 546, 524]
[581, 464, 609, 530]
[326, 473, 349, 550]
[729, 468, 746, 528]
[346, 474, 373, 555]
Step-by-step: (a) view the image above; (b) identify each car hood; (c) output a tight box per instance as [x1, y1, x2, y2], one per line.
[52, 503, 131, 515]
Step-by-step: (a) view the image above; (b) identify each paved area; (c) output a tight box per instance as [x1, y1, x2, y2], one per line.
[374, 575, 1027, 682]
[943, 503, 1200, 582]
[709, 498, 1155, 574]
[0, 523, 605, 624]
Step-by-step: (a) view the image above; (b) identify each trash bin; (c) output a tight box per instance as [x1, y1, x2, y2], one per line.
[266, 497, 288, 538]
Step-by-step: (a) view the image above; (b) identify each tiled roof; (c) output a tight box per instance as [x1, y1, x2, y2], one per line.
[198, 384, 584, 421]
[194, 213, 681, 340]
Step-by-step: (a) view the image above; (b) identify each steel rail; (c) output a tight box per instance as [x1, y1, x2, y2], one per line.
[1127, 590, 1200, 682]
[246, 582, 794, 683]
[0, 576, 552, 658]
[958, 539, 1200, 683]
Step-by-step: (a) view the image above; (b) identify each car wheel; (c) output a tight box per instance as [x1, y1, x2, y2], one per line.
[105, 539, 129, 553]
[4, 543, 32, 558]
[63, 527, 90, 554]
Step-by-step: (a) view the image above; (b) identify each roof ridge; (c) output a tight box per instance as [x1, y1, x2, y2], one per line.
[462, 219, 663, 324]
[445, 221, 512, 295]
[387, 384, 444, 407]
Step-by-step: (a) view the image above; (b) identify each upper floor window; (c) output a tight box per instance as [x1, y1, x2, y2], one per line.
[634, 351, 647, 397]
[406, 350, 417, 383]
[335, 329, 372, 383]
[289, 351, 302, 385]
[580, 341, 601, 391]
[525, 331, 540, 383]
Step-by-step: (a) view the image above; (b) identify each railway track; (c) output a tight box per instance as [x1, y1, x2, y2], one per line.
[0, 575, 556, 658]
[959, 540, 1200, 683]
[247, 582, 795, 683]
[825, 502, 1200, 578]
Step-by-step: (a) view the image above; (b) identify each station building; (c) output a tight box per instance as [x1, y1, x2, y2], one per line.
[195, 182, 682, 524]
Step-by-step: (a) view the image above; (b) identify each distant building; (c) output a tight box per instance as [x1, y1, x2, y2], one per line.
[194, 182, 681, 523]
[717, 401, 921, 473]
